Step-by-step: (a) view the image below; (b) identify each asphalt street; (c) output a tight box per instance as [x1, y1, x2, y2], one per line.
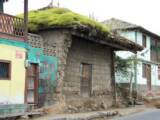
[116, 109, 160, 120]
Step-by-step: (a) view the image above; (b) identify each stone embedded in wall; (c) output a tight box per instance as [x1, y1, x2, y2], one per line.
[43, 46, 56, 56]
[33, 30, 73, 96]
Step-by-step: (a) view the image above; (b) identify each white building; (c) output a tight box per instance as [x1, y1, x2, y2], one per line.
[103, 18, 160, 96]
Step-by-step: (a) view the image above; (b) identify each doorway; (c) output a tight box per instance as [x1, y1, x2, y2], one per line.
[146, 64, 151, 90]
[143, 63, 151, 90]
[26, 63, 38, 104]
[80, 63, 92, 97]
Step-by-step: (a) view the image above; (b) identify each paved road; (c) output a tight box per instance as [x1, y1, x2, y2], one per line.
[116, 109, 160, 120]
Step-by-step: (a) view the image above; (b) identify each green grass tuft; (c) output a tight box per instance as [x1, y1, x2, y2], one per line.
[18, 8, 109, 34]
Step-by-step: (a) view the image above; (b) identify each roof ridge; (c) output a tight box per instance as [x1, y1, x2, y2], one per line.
[109, 18, 139, 27]
[103, 18, 160, 40]
[102, 18, 139, 30]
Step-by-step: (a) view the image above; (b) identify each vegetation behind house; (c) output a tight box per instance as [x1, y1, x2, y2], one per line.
[115, 56, 133, 75]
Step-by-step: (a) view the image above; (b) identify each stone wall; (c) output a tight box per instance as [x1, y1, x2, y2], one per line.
[37, 30, 72, 94]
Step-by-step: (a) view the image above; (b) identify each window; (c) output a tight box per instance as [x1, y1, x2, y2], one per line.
[0, 61, 11, 80]
[151, 39, 158, 62]
[142, 63, 147, 78]
[158, 66, 160, 80]
[142, 34, 147, 47]
[157, 41, 160, 61]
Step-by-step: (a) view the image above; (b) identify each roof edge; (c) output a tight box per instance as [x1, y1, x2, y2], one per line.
[119, 27, 160, 40]
[37, 27, 143, 52]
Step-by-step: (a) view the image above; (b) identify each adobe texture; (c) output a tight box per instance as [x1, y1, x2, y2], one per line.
[29, 30, 114, 111]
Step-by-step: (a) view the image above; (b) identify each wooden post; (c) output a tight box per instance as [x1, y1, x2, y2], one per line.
[129, 72, 133, 104]
[111, 50, 117, 105]
[24, 0, 28, 41]
[134, 31, 138, 99]
[133, 53, 138, 102]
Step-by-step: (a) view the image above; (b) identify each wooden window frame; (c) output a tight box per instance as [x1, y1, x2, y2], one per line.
[142, 34, 147, 47]
[142, 63, 147, 78]
[151, 38, 158, 62]
[0, 60, 11, 80]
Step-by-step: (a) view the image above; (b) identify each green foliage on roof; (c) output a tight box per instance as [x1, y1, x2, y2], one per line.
[19, 8, 109, 34]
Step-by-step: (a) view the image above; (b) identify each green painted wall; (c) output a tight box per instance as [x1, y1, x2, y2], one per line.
[27, 47, 58, 106]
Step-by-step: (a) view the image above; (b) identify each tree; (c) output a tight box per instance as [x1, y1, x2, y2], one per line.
[115, 55, 132, 75]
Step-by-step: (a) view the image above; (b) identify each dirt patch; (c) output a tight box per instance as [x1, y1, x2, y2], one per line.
[144, 97, 160, 108]
[64, 96, 113, 113]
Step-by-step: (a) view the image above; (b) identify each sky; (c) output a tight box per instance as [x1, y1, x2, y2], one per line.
[4, 0, 160, 35]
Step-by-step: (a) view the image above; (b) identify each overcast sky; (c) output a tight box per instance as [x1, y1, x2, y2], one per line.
[4, 0, 160, 35]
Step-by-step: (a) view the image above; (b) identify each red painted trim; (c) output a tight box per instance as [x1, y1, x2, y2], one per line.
[0, 33, 25, 41]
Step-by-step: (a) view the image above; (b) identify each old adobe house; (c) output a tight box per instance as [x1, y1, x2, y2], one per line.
[26, 8, 143, 111]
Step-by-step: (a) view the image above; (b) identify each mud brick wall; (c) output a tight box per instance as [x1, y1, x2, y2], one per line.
[29, 30, 113, 107]
[63, 36, 112, 97]
[38, 30, 72, 94]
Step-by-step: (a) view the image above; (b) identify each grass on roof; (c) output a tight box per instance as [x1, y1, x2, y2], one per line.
[19, 8, 109, 34]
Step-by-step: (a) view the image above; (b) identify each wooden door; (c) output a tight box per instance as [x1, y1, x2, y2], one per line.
[81, 63, 92, 97]
[26, 64, 38, 104]
[146, 64, 151, 90]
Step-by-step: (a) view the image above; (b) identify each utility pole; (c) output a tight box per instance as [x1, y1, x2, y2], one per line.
[111, 51, 117, 106]
[24, 0, 28, 41]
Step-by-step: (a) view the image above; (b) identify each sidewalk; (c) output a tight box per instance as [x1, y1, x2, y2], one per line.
[27, 105, 155, 120]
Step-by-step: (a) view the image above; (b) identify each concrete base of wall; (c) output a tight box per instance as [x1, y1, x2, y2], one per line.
[0, 104, 26, 116]
[116, 83, 160, 101]
[137, 84, 160, 96]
